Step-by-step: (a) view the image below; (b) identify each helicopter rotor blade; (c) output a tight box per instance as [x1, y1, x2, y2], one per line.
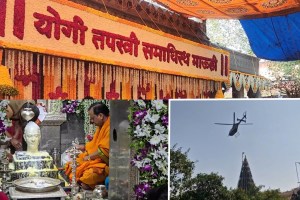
[233, 112, 235, 124]
[214, 123, 234, 125]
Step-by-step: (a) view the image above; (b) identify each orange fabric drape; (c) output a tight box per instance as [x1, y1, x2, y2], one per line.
[154, 0, 300, 19]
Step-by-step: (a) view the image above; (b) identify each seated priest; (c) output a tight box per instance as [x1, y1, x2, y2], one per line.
[65, 102, 110, 190]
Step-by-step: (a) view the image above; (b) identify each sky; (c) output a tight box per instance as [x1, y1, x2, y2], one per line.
[170, 99, 300, 192]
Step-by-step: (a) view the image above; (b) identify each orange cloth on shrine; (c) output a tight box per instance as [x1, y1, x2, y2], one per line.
[65, 117, 110, 189]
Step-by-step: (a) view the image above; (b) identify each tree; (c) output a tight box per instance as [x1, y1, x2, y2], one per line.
[230, 188, 251, 200]
[268, 61, 300, 97]
[229, 186, 286, 200]
[170, 145, 287, 200]
[180, 173, 230, 200]
[260, 189, 286, 200]
[206, 19, 253, 55]
[170, 144, 195, 199]
[288, 188, 300, 200]
[171, 145, 231, 200]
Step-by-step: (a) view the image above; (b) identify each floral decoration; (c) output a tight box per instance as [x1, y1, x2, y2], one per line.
[0, 100, 12, 143]
[79, 100, 96, 142]
[48, 86, 68, 99]
[86, 134, 93, 142]
[129, 100, 168, 199]
[61, 100, 80, 114]
[14, 72, 39, 86]
[0, 85, 19, 97]
[13, 0, 25, 40]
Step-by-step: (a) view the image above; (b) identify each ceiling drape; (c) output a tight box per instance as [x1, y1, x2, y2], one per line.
[153, 0, 300, 19]
[240, 12, 300, 61]
[152, 0, 300, 61]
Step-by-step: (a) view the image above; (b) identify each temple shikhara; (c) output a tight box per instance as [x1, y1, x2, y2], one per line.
[238, 155, 255, 192]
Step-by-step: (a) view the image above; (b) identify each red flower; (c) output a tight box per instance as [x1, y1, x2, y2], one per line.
[86, 134, 93, 141]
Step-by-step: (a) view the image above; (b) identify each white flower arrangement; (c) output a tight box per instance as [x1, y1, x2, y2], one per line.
[129, 100, 168, 199]
[0, 100, 12, 143]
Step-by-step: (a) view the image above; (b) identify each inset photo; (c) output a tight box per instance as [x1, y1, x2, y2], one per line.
[170, 99, 300, 200]
[0, 99, 168, 200]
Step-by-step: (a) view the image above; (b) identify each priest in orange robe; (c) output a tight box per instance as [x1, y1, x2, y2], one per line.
[65, 102, 110, 190]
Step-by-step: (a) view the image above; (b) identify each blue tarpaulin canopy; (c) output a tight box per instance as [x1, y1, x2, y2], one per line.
[152, 0, 300, 61]
[240, 12, 300, 61]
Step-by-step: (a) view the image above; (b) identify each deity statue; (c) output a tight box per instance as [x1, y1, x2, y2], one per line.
[23, 122, 41, 155]
[11, 122, 58, 181]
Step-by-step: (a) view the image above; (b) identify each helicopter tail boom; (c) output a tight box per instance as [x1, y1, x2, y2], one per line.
[237, 112, 247, 123]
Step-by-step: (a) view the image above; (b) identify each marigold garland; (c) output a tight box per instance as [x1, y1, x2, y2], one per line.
[0, 50, 243, 99]
[0, 64, 19, 97]
[0, 85, 19, 96]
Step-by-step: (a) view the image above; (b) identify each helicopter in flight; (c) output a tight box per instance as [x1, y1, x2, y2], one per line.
[214, 112, 253, 136]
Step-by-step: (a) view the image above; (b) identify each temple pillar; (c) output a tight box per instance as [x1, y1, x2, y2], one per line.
[38, 100, 66, 154]
[109, 100, 137, 199]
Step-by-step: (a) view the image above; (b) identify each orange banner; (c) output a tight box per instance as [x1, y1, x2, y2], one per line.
[0, 0, 229, 81]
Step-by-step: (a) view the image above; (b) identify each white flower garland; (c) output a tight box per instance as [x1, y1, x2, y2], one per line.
[129, 100, 168, 199]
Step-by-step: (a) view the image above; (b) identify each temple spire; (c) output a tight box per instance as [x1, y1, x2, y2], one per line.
[237, 155, 255, 191]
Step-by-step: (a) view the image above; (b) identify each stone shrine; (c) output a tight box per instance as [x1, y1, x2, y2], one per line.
[10, 121, 58, 181]
[11, 151, 58, 181]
